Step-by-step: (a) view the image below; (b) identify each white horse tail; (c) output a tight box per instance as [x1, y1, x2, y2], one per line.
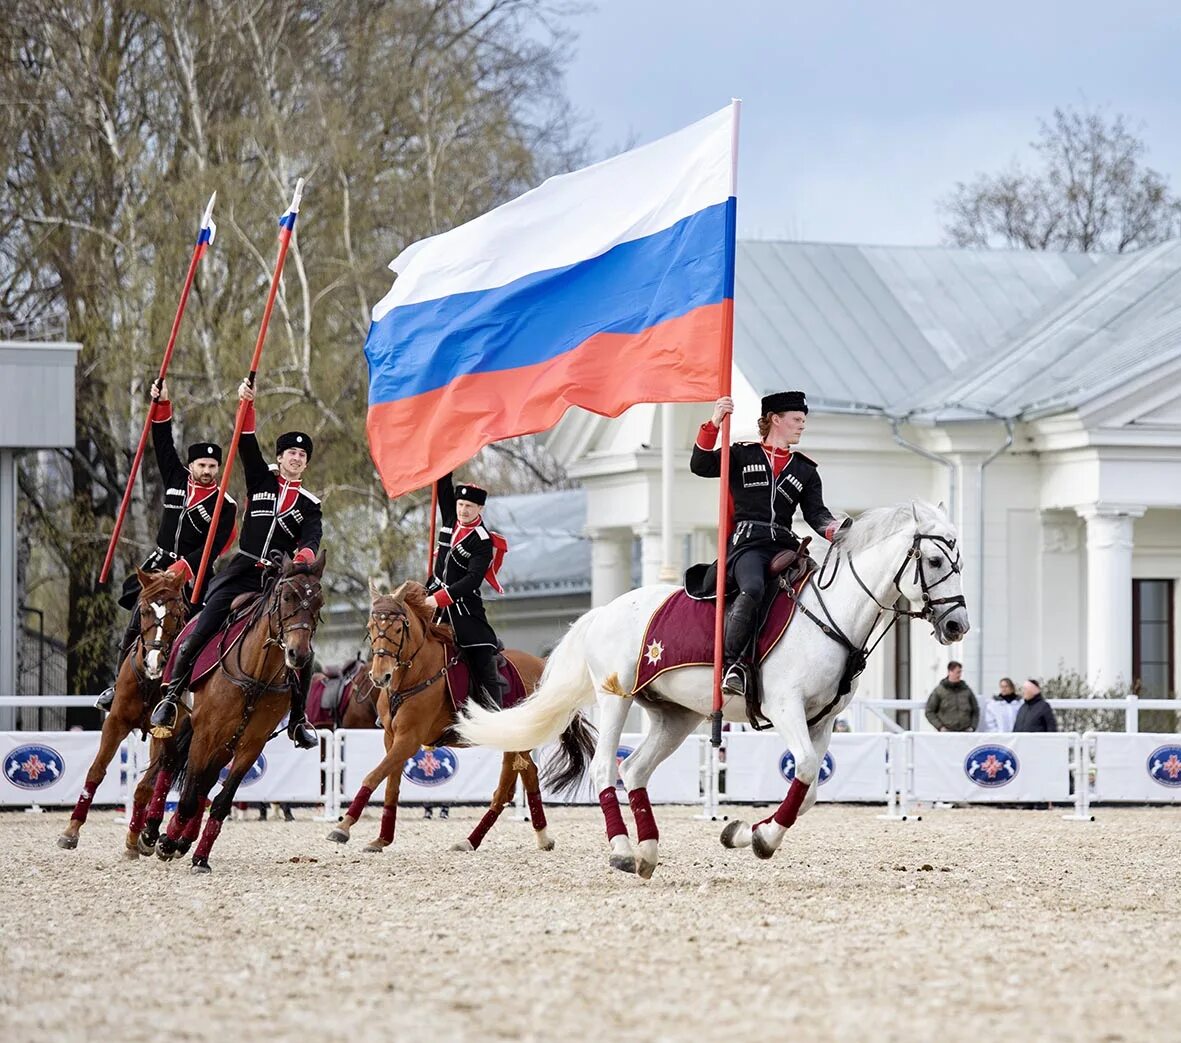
[457, 608, 600, 752]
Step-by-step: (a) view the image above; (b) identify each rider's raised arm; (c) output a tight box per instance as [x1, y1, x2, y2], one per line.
[690, 420, 724, 478]
[237, 399, 272, 490]
[149, 381, 186, 485]
[435, 471, 458, 526]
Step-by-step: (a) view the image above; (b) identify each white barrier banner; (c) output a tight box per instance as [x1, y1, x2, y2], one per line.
[604, 732, 701, 804]
[723, 732, 890, 802]
[1, 731, 126, 807]
[339, 730, 508, 804]
[1092, 733, 1181, 803]
[212, 738, 322, 803]
[911, 733, 1072, 802]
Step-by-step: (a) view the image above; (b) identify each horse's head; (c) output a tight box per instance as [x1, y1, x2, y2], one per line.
[366, 578, 447, 689]
[135, 566, 189, 680]
[894, 501, 970, 645]
[272, 551, 326, 669]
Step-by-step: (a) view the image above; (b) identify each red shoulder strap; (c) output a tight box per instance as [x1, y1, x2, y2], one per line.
[485, 531, 508, 593]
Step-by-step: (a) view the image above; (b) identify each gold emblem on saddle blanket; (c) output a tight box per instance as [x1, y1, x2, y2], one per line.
[644, 640, 664, 665]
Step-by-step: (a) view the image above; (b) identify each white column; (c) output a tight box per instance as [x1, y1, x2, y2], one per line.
[660, 403, 678, 582]
[0, 451, 17, 722]
[588, 527, 632, 607]
[1077, 504, 1144, 691]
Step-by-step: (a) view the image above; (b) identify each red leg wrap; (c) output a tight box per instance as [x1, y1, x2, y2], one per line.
[70, 784, 97, 825]
[379, 806, 397, 845]
[182, 810, 204, 842]
[346, 785, 374, 822]
[146, 770, 173, 822]
[526, 790, 548, 832]
[627, 787, 659, 842]
[165, 812, 187, 841]
[772, 777, 810, 829]
[468, 806, 503, 849]
[193, 816, 222, 860]
[598, 787, 629, 840]
[128, 802, 148, 833]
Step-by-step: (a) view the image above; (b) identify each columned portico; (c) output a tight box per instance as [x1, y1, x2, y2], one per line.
[587, 526, 633, 607]
[1077, 504, 1145, 690]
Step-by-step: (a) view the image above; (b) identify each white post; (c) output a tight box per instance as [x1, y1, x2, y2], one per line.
[1077, 505, 1144, 691]
[0, 450, 17, 729]
[660, 403, 678, 583]
[1126, 694, 1139, 734]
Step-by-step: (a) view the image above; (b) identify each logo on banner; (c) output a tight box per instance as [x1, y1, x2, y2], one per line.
[1147, 745, 1181, 787]
[964, 745, 1018, 787]
[403, 747, 458, 786]
[219, 753, 266, 787]
[5, 743, 65, 790]
[778, 749, 834, 786]
[615, 745, 634, 788]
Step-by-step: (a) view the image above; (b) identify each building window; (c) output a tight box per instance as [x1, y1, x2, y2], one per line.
[1132, 579, 1174, 698]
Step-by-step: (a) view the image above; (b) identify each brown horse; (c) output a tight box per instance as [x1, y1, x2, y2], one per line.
[307, 656, 381, 730]
[327, 580, 595, 854]
[155, 552, 326, 872]
[57, 567, 189, 856]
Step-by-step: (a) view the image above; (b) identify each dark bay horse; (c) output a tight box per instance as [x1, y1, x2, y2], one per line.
[156, 552, 326, 872]
[57, 568, 188, 856]
[327, 580, 595, 854]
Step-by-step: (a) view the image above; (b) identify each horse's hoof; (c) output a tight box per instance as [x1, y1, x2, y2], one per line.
[191, 857, 211, 875]
[176, 840, 193, 857]
[636, 858, 657, 880]
[362, 840, 388, 853]
[326, 828, 350, 845]
[720, 820, 747, 849]
[538, 838, 556, 852]
[122, 843, 140, 861]
[137, 834, 157, 857]
[609, 854, 636, 874]
[451, 840, 475, 852]
[157, 840, 177, 862]
[56, 833, 78, 850]
[751, 828, 776, 861]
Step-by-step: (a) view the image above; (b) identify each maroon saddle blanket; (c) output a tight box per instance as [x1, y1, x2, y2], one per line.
[631, 572, 810, 694]
[445, 652, 529, 713]
[307, 661, 366, 727]
[162, 612, 256, 689]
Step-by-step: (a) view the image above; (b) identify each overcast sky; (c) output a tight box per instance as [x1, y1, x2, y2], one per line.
[562, 1, 1181, 245]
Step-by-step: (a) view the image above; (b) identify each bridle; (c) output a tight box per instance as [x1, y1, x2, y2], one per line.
[367, 603, 461, 710]
[133, 591, 188, 683]
[264, 572, 323, 666]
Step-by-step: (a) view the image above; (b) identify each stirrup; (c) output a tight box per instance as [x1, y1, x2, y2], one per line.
[721, 663, 748, 699]
[149, 696, 181, 739]
[288, 719, 318, 750]
[95, 686, 116, 711]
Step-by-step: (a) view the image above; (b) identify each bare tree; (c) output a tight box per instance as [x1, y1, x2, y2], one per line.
[941, 106, 1181, 253]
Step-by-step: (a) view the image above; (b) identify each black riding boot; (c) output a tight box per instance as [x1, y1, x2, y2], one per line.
[721, 592, 759, 698]
[287, 662, 318, 749]
[97, 611, 142, 710]
[149, 633, 200, 738]
[467, 648, 506, 711]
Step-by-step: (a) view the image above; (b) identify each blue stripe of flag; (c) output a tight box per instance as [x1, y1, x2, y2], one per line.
[278, 211, 297, 231]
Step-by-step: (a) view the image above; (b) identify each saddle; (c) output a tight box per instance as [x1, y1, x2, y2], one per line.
[162, 588, 274, 689]
[307, 657, 366, 726]
[444, 652, 528, 715]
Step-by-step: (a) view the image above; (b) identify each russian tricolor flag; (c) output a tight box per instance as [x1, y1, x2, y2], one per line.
[196, 192, 217, 257]
[364, 104, 739, 498]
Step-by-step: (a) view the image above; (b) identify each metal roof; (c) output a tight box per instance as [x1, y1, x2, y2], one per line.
[483, 488, 589, 596]
[734, 240, 1112, 416]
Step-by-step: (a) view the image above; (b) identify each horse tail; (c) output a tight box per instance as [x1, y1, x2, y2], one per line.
[164, 718, 194, 795]
[456, 608, 600, 752]
[541, 710, 598, 798]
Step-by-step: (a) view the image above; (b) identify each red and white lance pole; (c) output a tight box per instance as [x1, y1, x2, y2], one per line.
[710, 99, 741, 749]
[190, 178, 304, 604]
[99, 192, 218, 584]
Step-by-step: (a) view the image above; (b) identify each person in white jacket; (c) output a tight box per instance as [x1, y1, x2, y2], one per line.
[983, 677, 1022, 732]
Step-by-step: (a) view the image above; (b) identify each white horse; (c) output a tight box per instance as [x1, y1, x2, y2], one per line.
[458, 501, 969, 878]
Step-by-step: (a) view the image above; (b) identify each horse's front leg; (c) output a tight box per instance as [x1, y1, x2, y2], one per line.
[328, 723, 410, 846]
[519, 753, 555, 852]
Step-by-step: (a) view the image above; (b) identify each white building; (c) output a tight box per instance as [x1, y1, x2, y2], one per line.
[545, 239, 1181, 712]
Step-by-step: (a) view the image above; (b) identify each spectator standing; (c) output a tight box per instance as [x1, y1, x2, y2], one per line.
[925, 661, 980, 732]
[1014, 679, 1058, 732]
[983, 677, 1022, 732]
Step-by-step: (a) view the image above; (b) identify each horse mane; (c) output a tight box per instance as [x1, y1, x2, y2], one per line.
[380, 580, 454, 644]
[138, 570, 185, 602]
[838, 502, 944, 556]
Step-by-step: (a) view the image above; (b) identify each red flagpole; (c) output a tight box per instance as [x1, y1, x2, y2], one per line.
[426, 483, 439, 580]
[99, 192, 217, 584]
[191, 179, 304, 604]
[710, 99, 741, 748]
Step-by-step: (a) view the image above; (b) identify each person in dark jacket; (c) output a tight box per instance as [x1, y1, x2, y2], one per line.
[1014, 678, 1057, 732]
[925, 661, 980, 732]
[685, 391, 849, 699]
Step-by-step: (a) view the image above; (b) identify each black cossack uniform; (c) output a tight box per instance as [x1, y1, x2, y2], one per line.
[685, 430, 840, 603]
[426, 474, 506, 707]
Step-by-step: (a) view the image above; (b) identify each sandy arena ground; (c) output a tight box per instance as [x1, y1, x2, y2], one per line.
[0, 802, 1177, 1042]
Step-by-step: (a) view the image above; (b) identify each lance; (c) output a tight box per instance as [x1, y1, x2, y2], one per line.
[426, 483, 438, 580]
[710, 99, 742, 748]
[99, 193, 218, 584]
[190, 179, 304, 604]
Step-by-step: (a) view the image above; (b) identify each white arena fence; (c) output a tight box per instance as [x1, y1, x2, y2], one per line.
[2, 697, 1180, 819]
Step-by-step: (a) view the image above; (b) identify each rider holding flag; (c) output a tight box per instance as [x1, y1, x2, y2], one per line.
[96, 378, 236, 710]
[149, 379, 323, 748]
[687, 391, 850, 701]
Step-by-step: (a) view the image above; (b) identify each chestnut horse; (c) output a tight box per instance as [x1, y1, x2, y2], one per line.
[156, 552, 326, 872]
[327, 580, 595, 854]
[57, 568, 189, 856]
